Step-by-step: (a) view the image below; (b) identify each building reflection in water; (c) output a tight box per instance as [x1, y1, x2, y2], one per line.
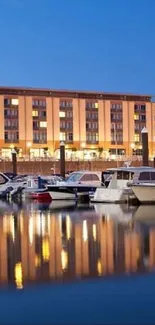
[0, 209, 155, 289]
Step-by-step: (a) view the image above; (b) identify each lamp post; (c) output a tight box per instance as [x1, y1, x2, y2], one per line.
[11, 148, 17, 175]
[60, 141, 65, 178]
[112, 123, 118, 167]
[141, 127, 149, 166]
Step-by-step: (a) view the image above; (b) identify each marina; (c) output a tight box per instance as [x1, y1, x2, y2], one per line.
[1, 165, 155, 205]
[0, 199, 155, 324]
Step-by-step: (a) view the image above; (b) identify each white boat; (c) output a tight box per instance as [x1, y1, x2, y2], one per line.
[24, 175, 64, 196]
[91, 166, 155, 204]
[0, 173, 27, 197]
[131, 183, 155, 204]
[46, 170, 102, 200]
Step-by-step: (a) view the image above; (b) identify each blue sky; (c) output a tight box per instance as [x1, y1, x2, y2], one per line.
[0, 0, 154, 94]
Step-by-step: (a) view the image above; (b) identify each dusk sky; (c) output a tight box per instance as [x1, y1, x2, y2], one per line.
[0, 0, 155, 94]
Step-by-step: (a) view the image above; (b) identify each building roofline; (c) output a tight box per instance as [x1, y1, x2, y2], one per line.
[0, 86, 152, 102]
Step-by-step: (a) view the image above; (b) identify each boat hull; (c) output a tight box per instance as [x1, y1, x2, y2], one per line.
[47, 185, 98, 200]
[131, 184, 155, 203]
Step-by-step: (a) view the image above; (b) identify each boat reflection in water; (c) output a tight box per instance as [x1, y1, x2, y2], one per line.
[0, 201, 155, 290]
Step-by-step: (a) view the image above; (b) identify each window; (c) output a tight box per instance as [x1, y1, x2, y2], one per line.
[116, 123, 122, 130]
[5, 119, 18, 129]
[66, 111, 73, 118]
[139, 172, 150, 181]
[60, 121, 65, 128]
[11, 99, 19, 106]
[4, 131, 19, 142]
[134, 114, 139, 120]
[92, 122, 98, 129]
[60, 100, 72, 108]
[66, 122, 73, 129]
[150, 172, 155, 181]
[4, 98, 19, 106]
[32, 99, 46, 107]
[33, 121, 39, 129]
[33, 131, 47, 143]
[39, 110, 46, 118]
[117, 171, 129, 180]
[66, 132, 73, 141]
[59, 111, 66, 118]
[140, 115, 146, 121]
[111, 103, 122, 110]
[86, 133, 98, 143]
[86, 122, 91, 130]
[134, 104, 146, 112]
[60, 132, 66, 141]
[80, 174, 93, 182]
[91, 174, 100, 181]
[86, 101, 98, 109]
[32, 110, 38, 117]
[4, 98, 11, 106]
[134, 134, 140, 142]
[4, 109, 18, 117]
[40, 121, 47, 128]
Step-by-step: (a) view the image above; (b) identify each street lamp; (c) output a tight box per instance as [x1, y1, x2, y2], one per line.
[111, 123, 118, 167]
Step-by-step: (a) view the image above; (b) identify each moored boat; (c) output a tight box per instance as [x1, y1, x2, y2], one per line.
[91, 166, 155, 204]
[46, 170, 102, 200]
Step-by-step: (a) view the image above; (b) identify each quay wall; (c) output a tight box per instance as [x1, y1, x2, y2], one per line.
[0, 160, 154, 175]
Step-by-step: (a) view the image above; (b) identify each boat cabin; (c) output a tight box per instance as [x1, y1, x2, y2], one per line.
[102, 167, 155, 188]
[66, 171, 102, 186]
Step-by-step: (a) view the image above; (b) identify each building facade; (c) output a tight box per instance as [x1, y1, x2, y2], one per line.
[0, 86, 154, 160]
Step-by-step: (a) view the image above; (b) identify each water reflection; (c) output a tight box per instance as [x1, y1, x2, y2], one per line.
[0, 201, 155, 289]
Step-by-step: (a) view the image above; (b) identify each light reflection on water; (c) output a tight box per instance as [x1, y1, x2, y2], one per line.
[0, 200, 155, 290]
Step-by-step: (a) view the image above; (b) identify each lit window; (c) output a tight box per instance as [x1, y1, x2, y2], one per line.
[11, 99, 19, 106]
[60, 132, 66, 141]
[40, 121, 47, 128]
[59, 111, 65, 118]
[134, 134, 140, 142]
[95, 102, 99, 109]
[32, 110, 38, 117]
[134, 114, 139, 120]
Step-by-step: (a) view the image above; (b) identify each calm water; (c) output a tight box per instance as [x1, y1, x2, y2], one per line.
[0, 200, 154, 289]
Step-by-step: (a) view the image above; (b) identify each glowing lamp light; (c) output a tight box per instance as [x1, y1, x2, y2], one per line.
[27, 142, 32, 148]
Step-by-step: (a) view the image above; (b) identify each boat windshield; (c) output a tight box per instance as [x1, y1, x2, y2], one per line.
[66, 172, 83, 182]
